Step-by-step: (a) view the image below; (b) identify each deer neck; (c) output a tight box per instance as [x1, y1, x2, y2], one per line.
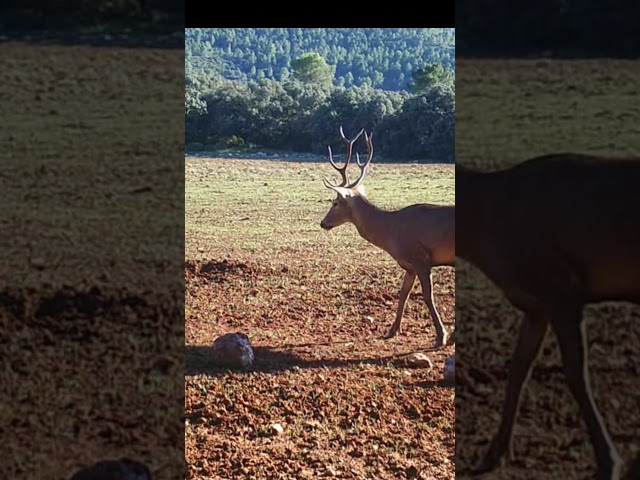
[349, 196, 392, 250]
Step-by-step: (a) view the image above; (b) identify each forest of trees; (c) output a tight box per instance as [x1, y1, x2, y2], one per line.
[0, 0, 183, 31]
[186, 28, 455, 91]
[186, 29, 455, 162]
[456, 1, 640, 57]
[186, 77, 454, 162]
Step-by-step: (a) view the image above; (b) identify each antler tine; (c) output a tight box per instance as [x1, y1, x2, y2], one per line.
[325, 145, 349, 187]
[324, 127, 372, 190]
[350, 130, 374, 189]
[325, 126, 365, 188]
[339, 126, 365, 144]
[339, 125, 365, 172]
[356, 131, 374, 167]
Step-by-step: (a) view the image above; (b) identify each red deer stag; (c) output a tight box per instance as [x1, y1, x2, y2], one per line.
[457, 154, 640, 479]
[319, 127, 455, 348]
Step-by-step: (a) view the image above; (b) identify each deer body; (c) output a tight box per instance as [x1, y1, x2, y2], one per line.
[458, 153, 640, 479]
[320, 127, 455, 348]
[332, 196, 455, 269]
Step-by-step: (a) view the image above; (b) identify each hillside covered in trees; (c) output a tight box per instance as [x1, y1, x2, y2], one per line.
[186, 28, 455, 163]
[186, 28, 455, 91]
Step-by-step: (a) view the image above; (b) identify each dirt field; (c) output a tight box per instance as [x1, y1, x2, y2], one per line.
[185, 157, 456, 479]
[0, 43, 184, 479]
[455, 59, 640, 479]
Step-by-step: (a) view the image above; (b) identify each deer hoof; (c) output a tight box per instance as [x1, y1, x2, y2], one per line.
[382, 329, 398, 339]
[433, 336, 446, 349]
[469, 450, 507, 475]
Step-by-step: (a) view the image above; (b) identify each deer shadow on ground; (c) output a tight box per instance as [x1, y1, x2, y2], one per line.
[185, 342, 452, 389]
[186, 344, 397, 376]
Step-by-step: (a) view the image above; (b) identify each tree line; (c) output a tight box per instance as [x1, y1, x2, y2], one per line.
[0, 0, 183, 31]
[456, 0, 640, 57]
[186, 73, 455, 163]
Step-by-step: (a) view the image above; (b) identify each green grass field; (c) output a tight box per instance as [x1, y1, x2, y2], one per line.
[0, 43, 184, 292]
[455, 58, 640, 479]
[186, 158, 454, 262]
[456, 59, 640, 165]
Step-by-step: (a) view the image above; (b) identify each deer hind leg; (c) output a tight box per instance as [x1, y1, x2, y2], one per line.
[415, 263, 448, 348]
[472, 311, 549, 474]
[551, 311, 621, 480]
[383, 270, 417, 339]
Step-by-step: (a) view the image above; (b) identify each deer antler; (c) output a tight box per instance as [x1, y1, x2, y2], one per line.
[349, 130, 374, 190]
[323, 126, 365, 189]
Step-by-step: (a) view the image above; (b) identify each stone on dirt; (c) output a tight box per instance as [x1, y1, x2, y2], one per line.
[71, 458, 152, 480]
[271, 423, 284, 435]
[211, 332, 254, 369]
[402, 353, 433, 369]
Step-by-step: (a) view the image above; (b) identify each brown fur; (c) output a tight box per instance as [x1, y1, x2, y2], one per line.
[457, 153, 640, 479]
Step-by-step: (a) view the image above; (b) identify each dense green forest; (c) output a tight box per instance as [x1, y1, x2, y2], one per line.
[186, 28, 455, 91]
[186, 29, 456, 162]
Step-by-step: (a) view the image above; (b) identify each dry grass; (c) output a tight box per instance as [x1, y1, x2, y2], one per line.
[0, 42, 184, 292]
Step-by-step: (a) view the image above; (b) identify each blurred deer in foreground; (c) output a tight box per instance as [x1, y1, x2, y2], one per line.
[457, 154, 640, 479]
[319, 127, 455, 348]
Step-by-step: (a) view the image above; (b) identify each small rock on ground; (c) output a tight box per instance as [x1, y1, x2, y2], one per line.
[401, 353, 433, 369]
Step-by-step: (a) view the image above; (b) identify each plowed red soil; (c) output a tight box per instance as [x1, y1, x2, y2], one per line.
[0, 287, 183, 479]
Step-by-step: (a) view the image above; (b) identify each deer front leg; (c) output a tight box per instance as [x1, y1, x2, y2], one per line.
[471, 312, 549, 474]
[416, 267, 448, 348]
[383, 270, 416, 339]
[551, 313, 621, 480]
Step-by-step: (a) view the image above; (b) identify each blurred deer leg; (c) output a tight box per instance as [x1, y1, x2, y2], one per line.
[472, 312, 549, 474]
[552, 312, 621, 480]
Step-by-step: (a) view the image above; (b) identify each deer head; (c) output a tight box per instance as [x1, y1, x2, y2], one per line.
[320, 126, 374, 230]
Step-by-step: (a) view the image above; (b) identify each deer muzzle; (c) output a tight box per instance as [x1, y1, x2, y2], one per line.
[320, 220, 333, 230]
